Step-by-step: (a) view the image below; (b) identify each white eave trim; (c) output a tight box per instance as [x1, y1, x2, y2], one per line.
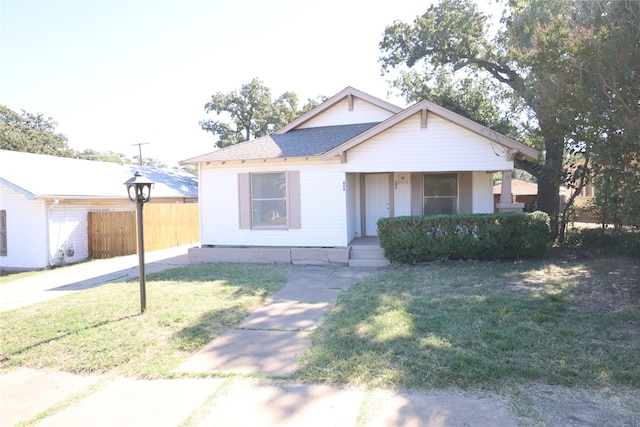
[322, 100, 539, 162]
[274, 86, 402, 135]
[1, 178, 35, 200]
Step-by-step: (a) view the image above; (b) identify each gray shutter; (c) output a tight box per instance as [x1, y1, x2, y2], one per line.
[238, 173, 251, 229]
[288, 171, 301, 229]
[459, 172, 473, 214]
[410, 173, 423, 216]
[0, 210, 6, 256]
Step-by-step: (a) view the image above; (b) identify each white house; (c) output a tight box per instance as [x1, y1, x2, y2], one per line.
[0, 150, 198, 270]
[180, 87, 538, 265]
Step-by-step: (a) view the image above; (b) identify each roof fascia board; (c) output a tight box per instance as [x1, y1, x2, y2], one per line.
[322, 100, 539, 161]
[202, 155, 333, 167]
[274, 86, 402, 135]
[1, 178, 35, 199]
[420, 100, 539, 160]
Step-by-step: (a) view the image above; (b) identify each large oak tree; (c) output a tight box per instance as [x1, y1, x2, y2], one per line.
[379, 0, 639, 234]
[0, 106, 74, 157]
[200, 78, 325, 149]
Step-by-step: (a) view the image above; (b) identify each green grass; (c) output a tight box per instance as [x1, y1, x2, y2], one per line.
[0, 263, 286, 378]
[2, 254, 638, 395]
[296, 257, 640, 391]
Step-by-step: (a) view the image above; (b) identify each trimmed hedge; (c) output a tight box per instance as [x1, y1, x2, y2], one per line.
[566, 227, 640, 257]
[377, 212, 551, 263]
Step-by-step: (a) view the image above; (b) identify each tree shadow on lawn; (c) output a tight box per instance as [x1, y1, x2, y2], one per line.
[296, 256, 640, 390]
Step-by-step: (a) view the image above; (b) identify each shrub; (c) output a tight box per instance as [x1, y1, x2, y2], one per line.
[566, 227, 640, 257]
[377, 212, 551, 264]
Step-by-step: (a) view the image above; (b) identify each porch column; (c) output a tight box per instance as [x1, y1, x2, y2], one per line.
[497, 170, 525, 213]
[500, 170, 513, 205]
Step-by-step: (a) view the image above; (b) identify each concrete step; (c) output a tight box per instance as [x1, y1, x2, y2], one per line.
[349, 248, 386, 259]
[349, 243, 389, 268]
[348, 258, 390, 268]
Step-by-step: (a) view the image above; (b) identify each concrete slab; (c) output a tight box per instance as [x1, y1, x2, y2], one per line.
[0, 368, 101, 427]
[238, 302, 329, 330]
[195, 379, 365, 427]
[332, 266, 383, 279]
[365, 389, 517, 427]
[176, 330, 311, 376]
[323, 276, 364, 289]
[273, 287, 341, 304]
[285, 266, 334, 287]
[37, 377, 224, 427]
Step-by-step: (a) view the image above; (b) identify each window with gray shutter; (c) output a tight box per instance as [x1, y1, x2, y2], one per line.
[238, 171, 301, 230]
[0, 210, 7, 256]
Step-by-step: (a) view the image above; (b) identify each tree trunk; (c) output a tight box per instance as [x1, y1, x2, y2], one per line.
[515, 135, 564, 240]
[537, 136, 565, 240]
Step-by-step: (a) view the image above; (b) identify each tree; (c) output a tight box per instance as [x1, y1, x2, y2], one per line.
[378, 0, 634, 237]
[0, 106, 75, 157]
[200, 78, 324, 149]
[76, 149, 131, 164]
[581, 1, 640, 227]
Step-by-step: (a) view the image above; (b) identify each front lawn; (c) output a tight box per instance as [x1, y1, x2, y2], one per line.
[297, 255, 640, 391]
[1, 254, 638, 424]
[0, 263, 286, 378]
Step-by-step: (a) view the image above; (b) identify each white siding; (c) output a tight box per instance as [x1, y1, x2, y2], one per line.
[343, 113, 514, 172]
[0, 184, 49, 269]
[0, 182, 136, 270]
[298, 97, 395, 128]
[47, 200, 133, 267]
[199, 159, 350, 247]
[472, 172, 494, 214]
[393, 173, 412, 217]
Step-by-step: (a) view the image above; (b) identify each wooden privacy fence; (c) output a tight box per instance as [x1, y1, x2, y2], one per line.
[88, 203, 199, 259]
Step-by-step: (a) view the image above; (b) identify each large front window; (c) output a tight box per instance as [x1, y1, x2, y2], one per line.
[423, 173, 458, 215]
[251, 172, 287, 227]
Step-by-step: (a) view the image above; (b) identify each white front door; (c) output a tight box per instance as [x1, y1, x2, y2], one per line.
[365, 173, 390, 236]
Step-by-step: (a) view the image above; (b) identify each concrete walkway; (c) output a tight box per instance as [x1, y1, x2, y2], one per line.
[0, 248, 518, 426]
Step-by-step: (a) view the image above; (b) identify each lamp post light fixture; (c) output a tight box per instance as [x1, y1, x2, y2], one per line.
[124, 171, 154, 313]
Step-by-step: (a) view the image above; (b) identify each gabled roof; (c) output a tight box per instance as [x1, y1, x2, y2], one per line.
[0, 149, 198, 200]
[180, 123, 379, 164]
[275, 86, 403, 134]
[321, 99, 539, 161]
[180, 87, 539, 166]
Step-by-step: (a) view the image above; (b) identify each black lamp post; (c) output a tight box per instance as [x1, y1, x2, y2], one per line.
[124, 171, 154, 313]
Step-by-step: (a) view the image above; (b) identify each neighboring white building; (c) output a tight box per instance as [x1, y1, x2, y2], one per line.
[181, 87, 538, 263]
[0, 150, 198, 270]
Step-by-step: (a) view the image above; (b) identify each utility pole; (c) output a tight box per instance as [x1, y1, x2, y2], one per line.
[132, 142, 150, 166]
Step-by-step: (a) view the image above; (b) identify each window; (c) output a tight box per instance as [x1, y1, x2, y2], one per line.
[251, 172, 287, 227]
[423, 173, 458, 215]
[0, 210, 6, 256]
[238, 171, 301, 230]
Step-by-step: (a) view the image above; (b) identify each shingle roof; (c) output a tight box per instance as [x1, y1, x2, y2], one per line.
[181, 122, 379, 163]
[0, 149, 198, 199]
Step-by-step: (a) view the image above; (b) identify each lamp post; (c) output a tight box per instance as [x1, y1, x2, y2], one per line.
[124, 171, 154, 314]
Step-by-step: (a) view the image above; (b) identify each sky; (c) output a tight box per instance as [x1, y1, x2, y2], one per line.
[0, 0, 446, 168]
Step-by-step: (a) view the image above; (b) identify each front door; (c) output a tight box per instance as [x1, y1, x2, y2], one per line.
[365, 173, 390, 236]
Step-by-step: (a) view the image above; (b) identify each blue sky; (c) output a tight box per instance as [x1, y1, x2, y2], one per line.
[1, 0, 440, 167]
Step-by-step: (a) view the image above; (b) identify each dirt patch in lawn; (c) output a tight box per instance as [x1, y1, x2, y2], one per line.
[513, 384, 640, 426]
[510, 253, 640, 426]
